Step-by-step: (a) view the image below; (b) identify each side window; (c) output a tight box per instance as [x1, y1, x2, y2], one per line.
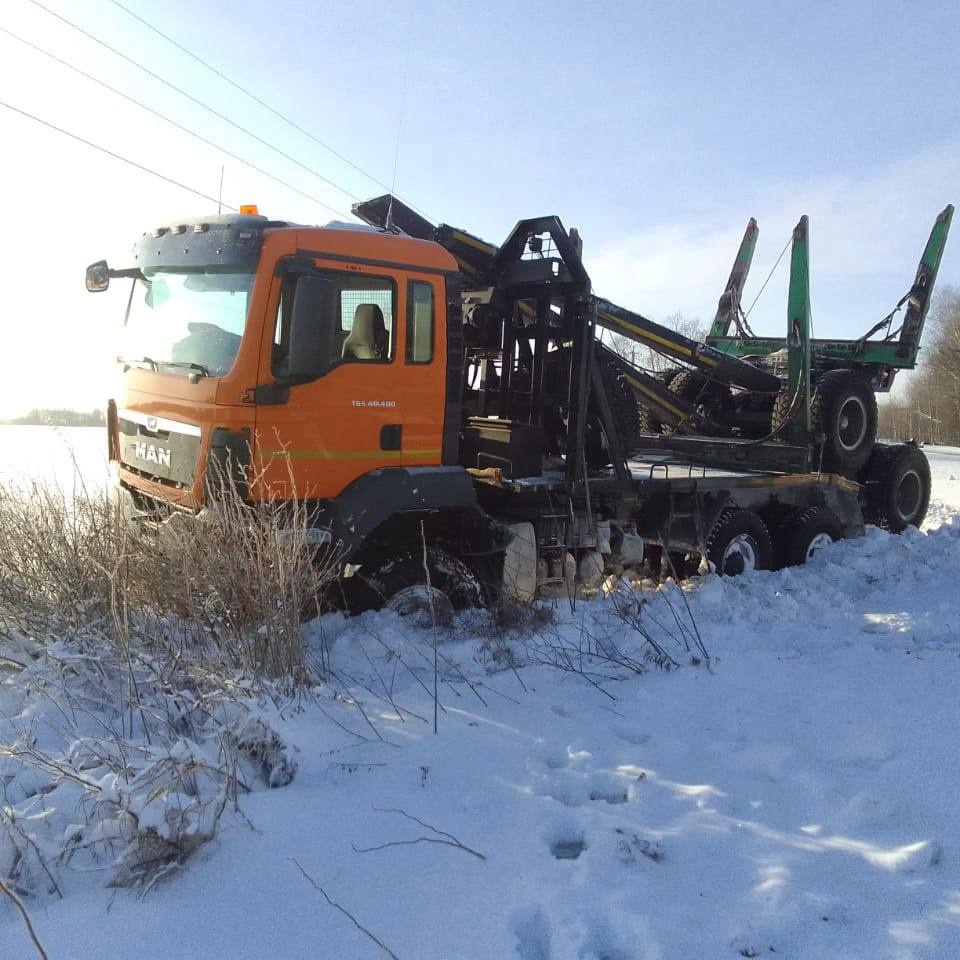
[339, 282, 394, 363]
[271, 269, 396, 378]
[406, 281, 434, 364]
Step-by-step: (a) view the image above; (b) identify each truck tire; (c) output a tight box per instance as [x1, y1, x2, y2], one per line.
[704, 507, 772, 575]
[349, 546, 484, 625]
[774, 506, 843, 568]
[605, 360, 643, 455]
[668, 369, 727, 433]
[669, 369, 710, 405]
[859, 443, 931, 532]
[769, 387, 795, 436]
[638, 368, 681, 435]
[587, 359, 643, 467]
[811, 370, 877, 474]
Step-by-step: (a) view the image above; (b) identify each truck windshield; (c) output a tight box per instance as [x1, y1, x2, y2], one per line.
[123, 270, 254, 377]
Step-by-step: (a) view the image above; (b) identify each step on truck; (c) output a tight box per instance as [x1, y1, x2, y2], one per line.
[85, 198, 952, 617]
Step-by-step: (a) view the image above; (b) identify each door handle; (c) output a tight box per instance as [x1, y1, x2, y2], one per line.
[380, 424, 402, 451]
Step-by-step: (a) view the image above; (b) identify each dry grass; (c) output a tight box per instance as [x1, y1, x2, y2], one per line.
[0, 469, 337, 895]
[0, 468, 338, 687]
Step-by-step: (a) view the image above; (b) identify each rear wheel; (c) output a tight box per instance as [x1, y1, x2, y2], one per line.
[811, 371, 878, 474]
[859, 443, 931, 532]
[348, 546, 484, 625]
[774, 506, 843, 568]
[704, 508, 772, 575]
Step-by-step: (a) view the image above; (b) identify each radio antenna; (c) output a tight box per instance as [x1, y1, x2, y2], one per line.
[385, 4, 415, 234]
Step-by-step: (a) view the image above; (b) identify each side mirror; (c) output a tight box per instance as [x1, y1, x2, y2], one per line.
[86, 260, 110, 292]
[285, 274, 336, 380]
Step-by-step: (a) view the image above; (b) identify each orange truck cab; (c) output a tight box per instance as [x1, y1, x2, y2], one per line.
[89, 212, 505, 609]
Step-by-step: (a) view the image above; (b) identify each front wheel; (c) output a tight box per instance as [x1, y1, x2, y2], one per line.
[347, 546, 484, 625]
[704, 508, 773, 575]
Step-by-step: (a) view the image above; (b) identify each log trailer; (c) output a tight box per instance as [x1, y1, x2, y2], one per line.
[85, 197, 952, 615]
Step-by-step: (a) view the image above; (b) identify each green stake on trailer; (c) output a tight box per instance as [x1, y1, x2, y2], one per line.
[784, 216, 811, 444]
[709, 217, 759, 339]
[707, 205, 954, 381]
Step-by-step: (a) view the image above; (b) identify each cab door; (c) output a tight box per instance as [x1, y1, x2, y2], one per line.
[255, 263, 408, 500]
[399, 275, 446, 468]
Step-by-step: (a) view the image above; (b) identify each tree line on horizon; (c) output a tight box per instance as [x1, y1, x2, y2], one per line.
[1, 407, 105, 427]
[878, 287, 960, 446]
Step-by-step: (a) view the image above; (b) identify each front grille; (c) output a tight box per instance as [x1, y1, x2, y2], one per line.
[118, 415, 201, 486]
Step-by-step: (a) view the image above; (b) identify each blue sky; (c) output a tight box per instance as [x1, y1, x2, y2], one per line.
[0, 0, 958, 415]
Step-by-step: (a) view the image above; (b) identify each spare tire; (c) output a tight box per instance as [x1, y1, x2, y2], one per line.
[859, 443, 931, 532]
[704, 507, 773, 575]
[668, 369, 729, 434]
[811, 370, 878, 474]
[638, 368, 681, 435]
[586, 359, 644, 467]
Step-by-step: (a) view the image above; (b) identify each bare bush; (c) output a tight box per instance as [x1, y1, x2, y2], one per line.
[0, 470, 335, 896]
[0, 467, 338, 686]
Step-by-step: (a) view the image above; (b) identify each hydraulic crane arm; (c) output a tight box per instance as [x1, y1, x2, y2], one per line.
[592, 298, 779, 392]
[352, 195, 781, 393]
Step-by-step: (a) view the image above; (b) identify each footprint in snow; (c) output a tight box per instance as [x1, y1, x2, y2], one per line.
[548, 822, 587, 860]
[612, 724, 650, 745]
[510, 906, 552, 960]
[577, 916, 634, 960]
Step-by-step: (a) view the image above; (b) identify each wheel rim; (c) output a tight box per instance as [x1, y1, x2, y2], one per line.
[721, 534, 758, 575]
[386, 585, 454, 627]
[896, 469, 923, 521]
[805, 532, 834, 561]
[837, 395, 868, 452]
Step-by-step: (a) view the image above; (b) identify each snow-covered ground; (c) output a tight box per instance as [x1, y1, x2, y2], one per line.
[0, 426, 107, 491]
[2, 446, 959, 959]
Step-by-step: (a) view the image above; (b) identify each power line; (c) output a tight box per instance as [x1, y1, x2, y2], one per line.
[0, 97, 236, 209]
[0, 24, 352, 221]
[106, 0, 436, 223]
[28, 0, 363, 216]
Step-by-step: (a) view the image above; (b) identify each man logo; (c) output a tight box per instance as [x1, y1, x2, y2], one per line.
[146, 416, 159, 432]
[134, 441, 172, 468]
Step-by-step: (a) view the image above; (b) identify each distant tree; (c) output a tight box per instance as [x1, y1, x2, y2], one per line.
[877, 286, 960, 444]
[604, 312, 707, 373]
[3, 407, 106, 427]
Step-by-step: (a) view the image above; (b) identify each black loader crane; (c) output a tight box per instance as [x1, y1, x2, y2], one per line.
[354, 195, 952, 533]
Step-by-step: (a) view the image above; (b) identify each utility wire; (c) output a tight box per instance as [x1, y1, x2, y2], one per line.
[28, 0, 362, 216]
[743, 233, 792, 318]
[0, 24, 352, 220]
[0, 97, 236, 209]
[106, 0, 436, 223]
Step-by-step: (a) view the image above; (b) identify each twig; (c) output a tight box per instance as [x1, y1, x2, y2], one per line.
[363, 805, 487, 861]
[351, 835, 486, 861]
[291, 859, 403, 960]
[420, 521, 439, 735]
[0, 878, 49, 960]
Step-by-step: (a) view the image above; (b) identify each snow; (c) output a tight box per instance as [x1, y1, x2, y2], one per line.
[2, 444, 960, 958]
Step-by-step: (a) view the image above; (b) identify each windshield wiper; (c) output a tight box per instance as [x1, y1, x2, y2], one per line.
[161, 360, 211, 377]
[118, 355, 159, 371]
